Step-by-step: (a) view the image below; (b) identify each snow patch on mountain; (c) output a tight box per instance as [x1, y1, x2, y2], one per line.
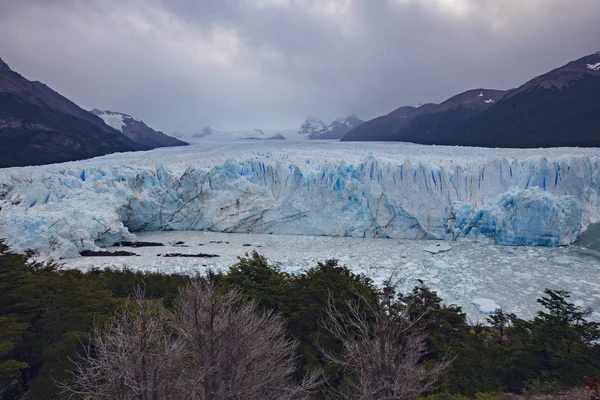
[587, 62, 600, 71]
[95, 112, 125, 131]
[92, 109, 140, 132]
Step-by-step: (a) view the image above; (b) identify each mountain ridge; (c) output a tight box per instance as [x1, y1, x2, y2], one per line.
[342, 88, 506, 142]
[342, 51, 600, 147]
[433, 52, 600, 147]
[0, 57, 143, 168]
[300, 116, 364, 139]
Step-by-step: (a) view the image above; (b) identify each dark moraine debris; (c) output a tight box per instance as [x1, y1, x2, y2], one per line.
[80, 250, 139, 257]
[158, 253, 220, 258]
[209, 240, 230, 244]
[114, 241, 165, 247]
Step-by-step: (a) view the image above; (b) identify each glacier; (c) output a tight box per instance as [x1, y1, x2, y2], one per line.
[1, 141, 600, 259]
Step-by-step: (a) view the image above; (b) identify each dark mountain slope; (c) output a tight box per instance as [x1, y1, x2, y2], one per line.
[341, 104, 435, 141]
[0, 57, 142, 168]
[435, 52, 600, 147]
[341, 89, 506, 142]
[343, 51, 600, 148]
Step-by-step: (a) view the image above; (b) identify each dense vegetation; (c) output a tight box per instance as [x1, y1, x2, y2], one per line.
[1, 240, 599, 399]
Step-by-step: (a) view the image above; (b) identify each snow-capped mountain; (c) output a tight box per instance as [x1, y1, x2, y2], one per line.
[0, 57, 141, 168]
[91, 109, 187, 149]
[298, 117, 328, 136]
[299, 116, 364, 139]
[175, 117, 363, 143]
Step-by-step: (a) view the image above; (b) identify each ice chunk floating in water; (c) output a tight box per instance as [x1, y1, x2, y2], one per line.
[472, 298, 501, 314]
[1, 141, 600, 259]
[423, 243, 452, 254]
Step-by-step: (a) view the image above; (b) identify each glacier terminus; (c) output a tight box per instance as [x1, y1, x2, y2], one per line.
[1, 141, 599, 259]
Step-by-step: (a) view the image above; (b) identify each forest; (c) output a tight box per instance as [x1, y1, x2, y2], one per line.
[1, 240, 599, 399]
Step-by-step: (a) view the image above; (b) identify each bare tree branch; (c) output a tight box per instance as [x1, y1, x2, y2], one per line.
[173, 281, 320, 400]
[61, 288, 187, 400]
[63, 283, 320, 400]
[321, 282, 452, 400]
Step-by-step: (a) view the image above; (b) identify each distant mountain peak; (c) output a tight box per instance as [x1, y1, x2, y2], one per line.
[299, 117, 327, 136]
[91, 109, 187, 149]
[299, 115, 363, 139]
[0, 57, 8, 70]
[514, 51, 600, 92]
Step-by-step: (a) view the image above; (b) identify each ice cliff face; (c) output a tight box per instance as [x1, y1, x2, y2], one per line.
[1, 142, 599, 259]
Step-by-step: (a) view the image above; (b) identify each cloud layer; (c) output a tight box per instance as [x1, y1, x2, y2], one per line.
[1, 0, 599, 132]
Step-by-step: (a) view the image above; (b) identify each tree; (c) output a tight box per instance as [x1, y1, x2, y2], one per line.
[528, 289, 600, 386]
[322, 280, 451, 400]
[220, 251, 291, 312]
[221, 254, 379, 383]
[173, 281, 320, 400]
[65, 282, 319, 400]
[0, 316, 28, 397]
[401, 283, 468, 361]
[0, 240, 122, 399]
[64, 290, 186, 399]
[487, 308, 517, 343]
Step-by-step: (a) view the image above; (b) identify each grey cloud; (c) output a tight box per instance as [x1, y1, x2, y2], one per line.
[1, 0, 599, 132]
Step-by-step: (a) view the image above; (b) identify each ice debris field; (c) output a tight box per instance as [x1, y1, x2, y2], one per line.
[63, 230, 600, 322]
[2, 141, 600, 321]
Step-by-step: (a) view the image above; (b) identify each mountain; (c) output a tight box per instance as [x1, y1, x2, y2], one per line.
[192, 126, 217, 139]
[341, 89, 507, 142]
[167, 116, 363, 143]
[188, 127, 290, 141]
[435, 52, 600, 147]
[343, 51, 600, 147]
[300, 116, 364, 139]
[299, 117, 328, 137]
[0, 57, 142, 168]
[91, 109, 187, 149]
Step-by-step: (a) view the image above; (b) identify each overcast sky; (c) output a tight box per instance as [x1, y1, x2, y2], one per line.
[1, 0, 599, 132]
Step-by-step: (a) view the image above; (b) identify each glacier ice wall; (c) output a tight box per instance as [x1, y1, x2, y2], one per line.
[1, 143, 600, 259]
